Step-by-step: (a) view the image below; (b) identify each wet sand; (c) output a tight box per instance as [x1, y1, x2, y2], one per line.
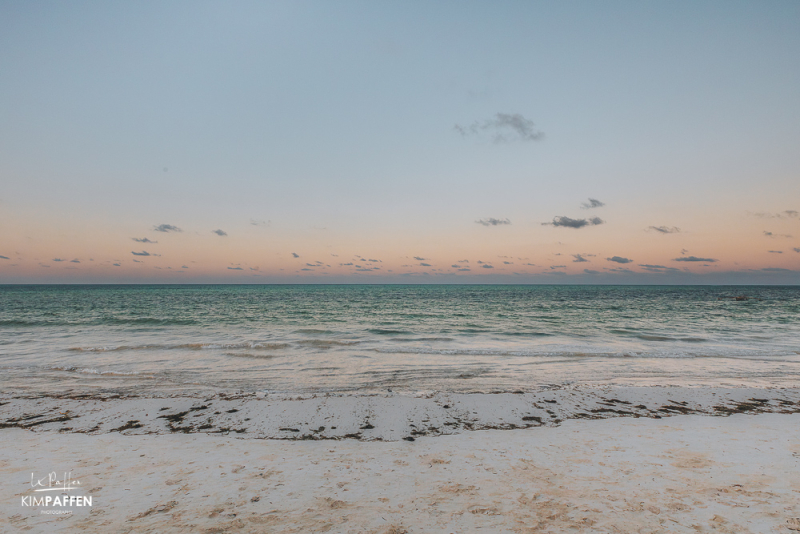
[2, 388, 800, 533]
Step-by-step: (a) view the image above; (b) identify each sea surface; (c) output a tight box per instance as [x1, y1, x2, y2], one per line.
[1, 285, 799, 396]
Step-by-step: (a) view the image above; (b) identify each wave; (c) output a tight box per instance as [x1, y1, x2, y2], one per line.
[44, 365, 145, 376]
[296, 340, 360, 348]
[368, 329, 412, 335]
[68, 342, 291, 352]
[223, 352, 278, 360]
[2, 317, 197, 327]
[294, 329, 336, 335]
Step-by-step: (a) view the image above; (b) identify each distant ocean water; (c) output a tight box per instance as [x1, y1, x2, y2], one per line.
[1, 285, 799, 396]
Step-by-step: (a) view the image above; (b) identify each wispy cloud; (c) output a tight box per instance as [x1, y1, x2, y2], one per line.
[763, 231, 793, 238]
[753, 210, 798, 219]
[0, 255, 9, 260]
[132, 251, 151, 256]
[70, 259, 80, 263]
[607, 256, 633, 264]
[291, 253, 300, 258]
[413, 256, 427, 261]
[648, 226, 681, 234]
[419, 263, 432, 267]
[544, 216, 604, 228]
[476, 218, 511, 226]
[250, 219, 270, 227]
[132, 237, 157, 243]
[580, 198, 605, 209]
[584, 269, 599, 274]
[454, 113, 543, 143]
[212, 229, 227, 236]
[674, 256, 718, 262]
[572, 254, 589, 263]
[639, 264, 681, 273]
[112, 263, 121, 267]
[481, 264, 494, 269]
[794, 248, 800, 253]
[153, 224, 181, 233]
[768, 250, 783, 254]
[52, 258, 65, 262]
[227, 266, 243, 270]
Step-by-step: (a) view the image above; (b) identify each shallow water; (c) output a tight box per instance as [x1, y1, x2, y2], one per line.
[1, 285, 799, 395]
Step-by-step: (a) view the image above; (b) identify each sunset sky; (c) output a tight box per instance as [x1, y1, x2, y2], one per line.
[1, 1, 799, 283]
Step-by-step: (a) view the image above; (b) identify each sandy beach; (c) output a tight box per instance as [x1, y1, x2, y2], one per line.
[3, 387, 800, 533]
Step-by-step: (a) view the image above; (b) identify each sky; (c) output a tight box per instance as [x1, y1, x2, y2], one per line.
[1, 1, 799, 284]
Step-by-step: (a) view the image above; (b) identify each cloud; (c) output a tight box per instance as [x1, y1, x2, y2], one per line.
[153, 224, 181, 233]
[291, 253, 300, 258]
[132, 251, 151, 256]
[182, 265, 188, 269]
[70, 259, 80, 263]
[212, 229, 227, 236]
[454, 113, 543, 143]
[419, 263, 432, 267]
[581, 198, 605, 210]
[572, 254, 589, 263]
[607, 256, 633, 264]
[227, 266, 243, 270]
[133, 259, 143, 263]
[763, 231, 793, 238]
[649, 226, 681, 234]
[481, 264, 494, 269]
[52, 258, 65, 262]
[413, 256, 427, 261]
[545, 216, 604, 228]
[768, 250, 783, 253]
[503, 261, 512, 265]
[794, 248, 800, 253]
[584, 269, 600, 274]
[476, 218, 511, 226]
[457, 268, 471, 272]
[132, 237, 158, 243]
[753, 210, 799, 219]
[458, 259, 469, 263]
[0, 255, 9, 260]
[451, 264, 460, 268]
[760, 267, 793, 272]
[639, 264, 681, 273]
[250, 219, 270, 227]
[674, 256, 718, 262]
[112, 263, 121, 267]
[550, 265, 565, 269]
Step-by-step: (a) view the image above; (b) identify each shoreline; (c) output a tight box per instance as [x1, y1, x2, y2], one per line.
[3, 385, 800, 441]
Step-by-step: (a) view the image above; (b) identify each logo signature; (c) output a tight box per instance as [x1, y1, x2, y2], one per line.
[21, 471, 93, 512]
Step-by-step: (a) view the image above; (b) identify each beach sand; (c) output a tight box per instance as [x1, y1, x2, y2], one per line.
[2, 388, 800, 533]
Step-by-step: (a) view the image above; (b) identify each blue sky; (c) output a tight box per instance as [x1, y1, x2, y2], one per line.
[1, 1, 799, 283]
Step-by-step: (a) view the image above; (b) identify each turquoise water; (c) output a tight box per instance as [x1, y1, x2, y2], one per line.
[1, 285, 799, 395]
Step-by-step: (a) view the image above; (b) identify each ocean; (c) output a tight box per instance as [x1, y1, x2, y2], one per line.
[2, 285, 799, 396]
